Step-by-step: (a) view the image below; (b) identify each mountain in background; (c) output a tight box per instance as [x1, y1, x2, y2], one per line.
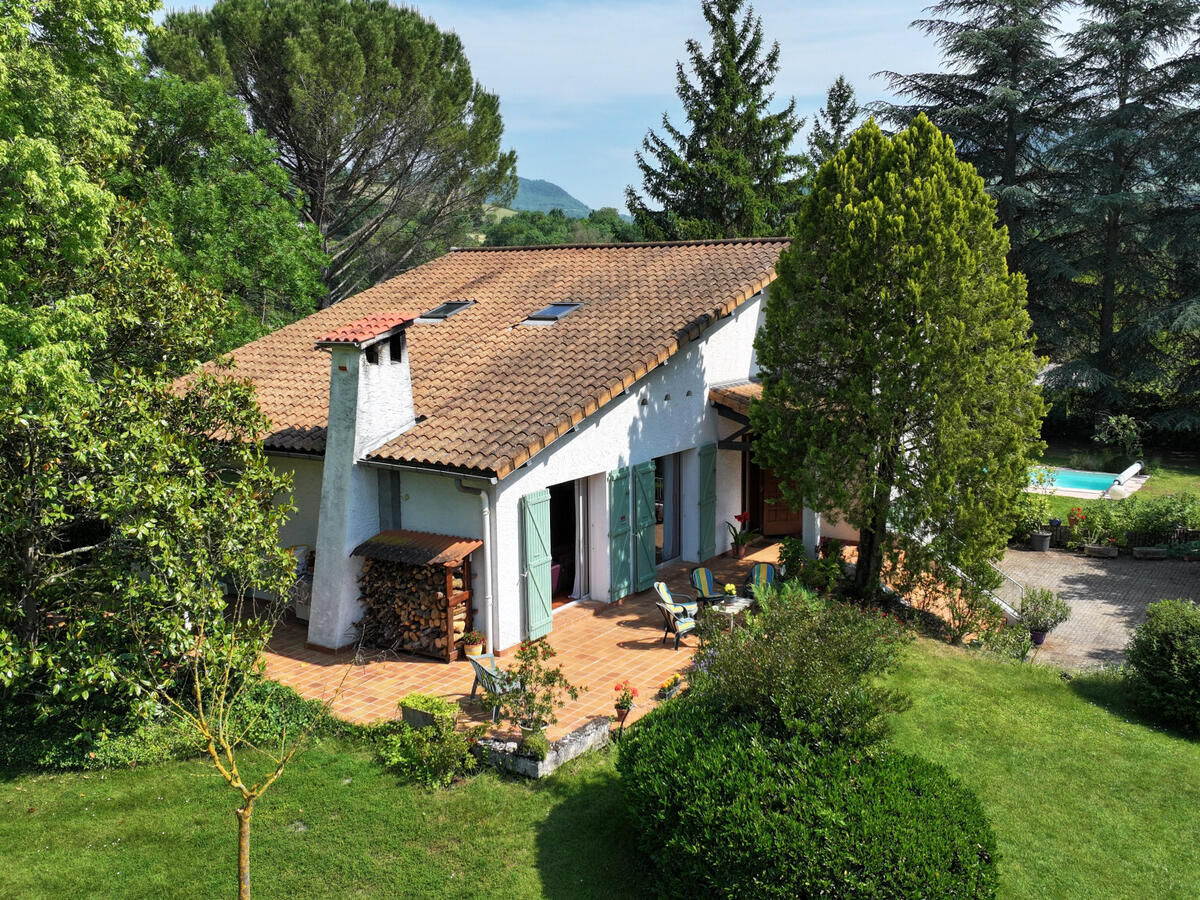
[495, 177, 591, 218]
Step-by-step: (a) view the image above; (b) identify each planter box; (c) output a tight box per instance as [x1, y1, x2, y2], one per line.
[1084, 543, 1119, 559]
[475, 716, 611, 779]
[400, 706, 438, 730]
[1132, 546, 1168, 561]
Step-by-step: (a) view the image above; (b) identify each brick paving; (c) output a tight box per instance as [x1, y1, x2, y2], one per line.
[264, 542, 781, 740]
[1000, 547, 1200, 669]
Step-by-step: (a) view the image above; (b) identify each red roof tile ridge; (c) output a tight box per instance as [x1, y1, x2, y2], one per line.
[449, 236, 791, 252]
[316, 311, 418, 346]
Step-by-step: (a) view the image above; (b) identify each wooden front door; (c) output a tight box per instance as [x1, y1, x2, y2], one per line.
[760, 470, 804, 537]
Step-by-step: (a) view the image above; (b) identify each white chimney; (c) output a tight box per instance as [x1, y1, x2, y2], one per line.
[308, 312, 417, 649]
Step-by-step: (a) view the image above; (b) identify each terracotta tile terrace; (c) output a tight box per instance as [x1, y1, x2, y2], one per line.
[264, 542, 782, 741]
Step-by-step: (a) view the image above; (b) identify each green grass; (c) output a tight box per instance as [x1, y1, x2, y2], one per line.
[890, 641, 1200, 899]
[1039, 440, 1200, 521]
[5, 643, 1199, 898]
[0, 740, 645, 899]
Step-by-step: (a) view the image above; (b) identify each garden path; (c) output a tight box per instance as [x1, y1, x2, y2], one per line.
[1000, 548, 1200, 669]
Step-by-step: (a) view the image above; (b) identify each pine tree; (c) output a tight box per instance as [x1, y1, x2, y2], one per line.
[807, 75, 860, 169]
[875, 0, 1073, 321]
[752, 116, 1044, 601]
[1041, 0, 1200, 419]
[625, 0, 805, 239]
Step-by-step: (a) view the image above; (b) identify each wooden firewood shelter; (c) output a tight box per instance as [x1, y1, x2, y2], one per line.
[352, 529, 482, 663]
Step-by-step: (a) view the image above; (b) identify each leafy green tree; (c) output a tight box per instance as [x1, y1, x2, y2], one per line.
[113, 74, 327, 349]
[150, 0, 517, 304]
[752, 116, 1045, 599]
[482, 207, 642, 247]
[876, 0, 1073, 306]
[1041, 0, 1200, 421]
[625, 0, 805, 239]
[0, 0, 293, 736]
[807, 75, 860, 169]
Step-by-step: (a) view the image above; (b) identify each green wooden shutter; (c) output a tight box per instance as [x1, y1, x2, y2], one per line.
[607, 468, 631, 601]
[698, 443, 717, 561]
[633, 460, 657, 591]
[521, 489, 553, 640]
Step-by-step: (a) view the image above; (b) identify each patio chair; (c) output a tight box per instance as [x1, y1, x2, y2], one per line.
[743, 562, 778, 597]
[690, 567, 725, 605]
[653, 581, 699, 618]
[655, 601, 696, 650]
[468, 653, 518, 723]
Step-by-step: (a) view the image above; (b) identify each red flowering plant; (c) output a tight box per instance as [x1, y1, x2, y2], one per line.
[1068, 507, 1087, 528]
[614, 679, 638, 711]
[726, 511, 758, 549]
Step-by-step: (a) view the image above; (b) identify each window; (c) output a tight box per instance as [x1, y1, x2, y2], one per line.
[523, 302, 580, 323]
[420, 300, 474, 320]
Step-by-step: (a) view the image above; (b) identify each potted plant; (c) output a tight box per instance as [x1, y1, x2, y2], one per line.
[657, 672, 683, 700]
[462, 629, 485, 657]
[398, 692, 459, 731]
[1021, 587, 1071, 646]
[488, 640, 583, 738]
[1018, 469, 1053, 551]
[726, 512, 757, 558]
[613, 679, 637, 731]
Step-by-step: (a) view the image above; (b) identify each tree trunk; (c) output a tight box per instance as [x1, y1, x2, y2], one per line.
[237, 800, 254, 900]
[852, 501, 890, 600]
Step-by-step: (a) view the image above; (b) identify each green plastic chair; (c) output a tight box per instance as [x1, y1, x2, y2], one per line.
[690, 567, 724, 604]
[654, 601, 696, 650]
[654, 581, 698, 617]
[743, 562, 778, 597]
[467, 654, 518, 723]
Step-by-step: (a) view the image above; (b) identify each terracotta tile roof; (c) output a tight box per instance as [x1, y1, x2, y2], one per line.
[317, 312, 416, 347]
[351, 529, 482, 567]
[709, 380, 762, 417]
[210, 237, 788, 478]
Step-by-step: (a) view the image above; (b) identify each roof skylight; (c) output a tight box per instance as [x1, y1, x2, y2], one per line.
[420, 300, 474, 320]
[523, 302, 581, 324]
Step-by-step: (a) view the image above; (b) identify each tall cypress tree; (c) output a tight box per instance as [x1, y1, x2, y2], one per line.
[625, 0, 805, 239]
[752, 116, 1043, 601]
[875, 0, 1073, 335]
[1042, 0, 1200, 418]
[807, 75, 860, 169]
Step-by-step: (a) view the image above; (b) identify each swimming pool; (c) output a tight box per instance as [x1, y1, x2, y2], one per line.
[1045, 467, 1118, 492]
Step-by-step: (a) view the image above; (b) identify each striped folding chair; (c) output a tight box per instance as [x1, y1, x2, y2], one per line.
[653, 581, 698, 618]
[743, 562, 778, 597]
[690, 566, 724, 605]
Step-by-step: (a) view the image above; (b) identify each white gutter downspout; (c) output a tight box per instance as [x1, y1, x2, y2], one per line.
[455, 477, 495, 656]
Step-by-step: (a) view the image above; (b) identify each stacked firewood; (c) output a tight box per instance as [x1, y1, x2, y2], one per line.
[358, 558, 466, 655]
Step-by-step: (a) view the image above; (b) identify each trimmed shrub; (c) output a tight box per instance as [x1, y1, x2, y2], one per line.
[518, 730, 550, 761]
[619, 701, 998, 899]
[1126, 599, 1200, 733]
[376, 721, 479, 789]
[689, 595, 910, 750]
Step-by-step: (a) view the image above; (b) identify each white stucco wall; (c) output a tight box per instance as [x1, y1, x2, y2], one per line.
[271, 456, 324, 554]
[485, 293, 766, 650]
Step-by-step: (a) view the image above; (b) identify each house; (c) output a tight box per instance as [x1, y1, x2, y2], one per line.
[211, 237, 842, 654]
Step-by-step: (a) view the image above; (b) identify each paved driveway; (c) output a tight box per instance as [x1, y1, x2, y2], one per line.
[1000, 548, 1200, 669]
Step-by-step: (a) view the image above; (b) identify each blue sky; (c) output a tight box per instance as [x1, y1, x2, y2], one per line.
[165, 1, 952, 211]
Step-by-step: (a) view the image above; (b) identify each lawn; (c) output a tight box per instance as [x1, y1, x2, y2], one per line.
[1040, 440, 1200, 522]
[0, 740, 646, 899]
[3, 642, 1198, 898]
[890, 641, 1200, 899]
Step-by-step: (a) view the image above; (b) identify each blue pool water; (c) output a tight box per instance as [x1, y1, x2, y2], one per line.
[1042, 467, 1118, 492]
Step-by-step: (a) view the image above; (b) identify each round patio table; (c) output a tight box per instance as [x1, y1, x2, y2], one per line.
[712, 597, 752, 630]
